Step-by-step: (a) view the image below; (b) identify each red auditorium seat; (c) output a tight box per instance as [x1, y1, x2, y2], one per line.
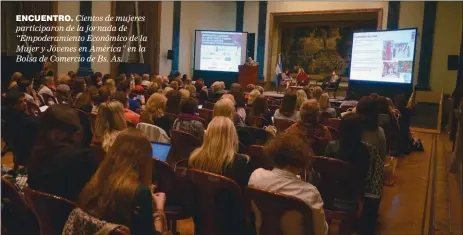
[247, 145, 272, 170]
[198, 108, 213, 124]
[170, 130, 201, 164]
[273, 118, 295, 133]
[246, 186, 315, 235]
[246, 116, 266, 128]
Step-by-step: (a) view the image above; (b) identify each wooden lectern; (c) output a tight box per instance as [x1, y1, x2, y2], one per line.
[238, 65, 258, 88]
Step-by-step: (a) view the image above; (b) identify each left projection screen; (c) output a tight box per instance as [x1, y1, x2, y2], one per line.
[194, 30, 247, 72]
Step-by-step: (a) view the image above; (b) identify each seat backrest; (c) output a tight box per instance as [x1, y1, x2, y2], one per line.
[42, 93, 57, 106]
[188, 168, 247, 235]
[1, 177, 40, 234]
[23, 187, 77, 235]
[237, 126, 271, 147]
[198, 108, 213, 123]
[164, 112, 178, 123]
[246, 186, 314, 235]
[246, 115, 266, 128]
[136, 122, 170, 143]
[203, 101, 215, 110]
[324, 118, 341, 130]
[273, 118, 295, 133]
[170, 130, 201, 163]
[326, 126, 340, 141]
[311, 156, 363, 210]
[247, 145, 272, 170]
[153, 158, 176, 195]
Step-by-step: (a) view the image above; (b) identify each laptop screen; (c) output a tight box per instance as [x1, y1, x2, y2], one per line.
[151, 142, 171, 161]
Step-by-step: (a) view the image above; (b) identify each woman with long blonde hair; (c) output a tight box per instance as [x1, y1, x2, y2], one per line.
[319, 93, 336, 117]
[93, 101, 127, 152]
[247, 89, 260, 107]
[105, 78, 117, 93]
[296, 89, 308, 110]
[189, 116, 251, 187]
[77, 128, 168, 235]
[140, 93, 172, 135]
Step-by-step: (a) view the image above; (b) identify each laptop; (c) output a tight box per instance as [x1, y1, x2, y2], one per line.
[151, 142, 171, 161]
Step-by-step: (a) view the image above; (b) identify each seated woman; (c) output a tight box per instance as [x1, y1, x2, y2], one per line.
[295, 89, 307, 111]
[280, 70, 293, 90]
[92, 101, 127, 152]
[140, 93, 172, 136]
[210, 81, 226, 100]
[229, 84, 247, 125]
[296, 67, 310, 86]
[28, 104, 98, 201]
[324, 113, 384, 235]
[319, 93, 337, 118]
[165, 89, 181, 114]
[91, 87, 111, 114]
[247, 89, 260, 107]
[274, 91, 299, 122]
[249, 133, 328, 235]
[77, 128, 168, 235]
[249, 95, 273, 126]
[172, 97, 205, 141]
[189, 116, 251, 187]
[221, 94, 245, 126]
[321, 71, 340, 90]
[213, 97, 237, 123]
[356, 96, 387, 161]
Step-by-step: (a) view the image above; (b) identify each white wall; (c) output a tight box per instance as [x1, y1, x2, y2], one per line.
[91, 1, 111, 75]
[159, 1, 173, 76]
[399, 1, 425, 87]
[56, 1, 112, 76]
[243, 1, 259, 60]
[430, 2, 462, 94]
[56, 1, 80, 76]
[179, 1, 236, 77]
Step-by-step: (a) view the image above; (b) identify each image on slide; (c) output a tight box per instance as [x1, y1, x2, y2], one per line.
[382, 62, 399, 78]
[398, 61, 412, 73]
[382, 40, 393, 60]
[393, 43, 411, 59]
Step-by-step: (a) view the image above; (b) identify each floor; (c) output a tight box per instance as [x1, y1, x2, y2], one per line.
[2, 132, 461, 235]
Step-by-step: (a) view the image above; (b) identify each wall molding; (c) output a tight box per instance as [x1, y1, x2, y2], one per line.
[416, 1, 437, 91]
[236, 1, 244, 32]
[257, 1, 267, 80]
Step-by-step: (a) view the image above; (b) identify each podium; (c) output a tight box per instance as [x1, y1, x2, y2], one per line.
[238, 65, 258, 88]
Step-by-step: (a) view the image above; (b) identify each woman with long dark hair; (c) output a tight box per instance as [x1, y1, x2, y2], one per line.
[274, 92, 299, 122]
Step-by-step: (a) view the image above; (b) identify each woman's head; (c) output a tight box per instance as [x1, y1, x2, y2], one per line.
[313, 86, 323, 100]
[184, 85, 197, 98]
[163, 87, 173, 95]
[248, 89, 260, 105]
[296, 89, 307, 110]
[340, 112, 363, 149]
[251, 95, 268, 116]
[134, 75, 142, 86]
[170, 81, 179, 90]
[211, 81, 225, 92]
[75, 92, 93, 110]
[95, 101, 127, 138]
[180, 96, 198, 115]
[299, 99, 319, 124]
[189, 116, 240, 174]
[73, 78, 86, 93]
[144, 93, 167, 119]
[179, 88, 190, 98]
[95, 87, 111, 105]
[213, 97, 235, 120]
[42, 61, 50, 70]
[280, 92, 297, 117]
[265, 133, 312, 172]
[255, 86, 264, 94]
[302, 86, 313, 99]
[147, 82, 159, 96]
[105, 79, 116, 93]
[78, 128, 152, 225]
[29, 105, 83, 169]
[221, 94, 236, 104]
[377, 96, 392, 115]
[356, 96, 379, 130]
[319, 93, 330, 110]
[10, 72, 23, 84]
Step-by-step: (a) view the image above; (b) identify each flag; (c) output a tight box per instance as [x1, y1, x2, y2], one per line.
[275, 54, 282, 88]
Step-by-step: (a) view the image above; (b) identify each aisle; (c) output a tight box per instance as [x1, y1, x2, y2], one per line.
[378, 132, 436, 235]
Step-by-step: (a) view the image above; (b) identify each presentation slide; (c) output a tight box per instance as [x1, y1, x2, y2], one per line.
[194, 31, 247, 72]
[350, 29, 417, 84]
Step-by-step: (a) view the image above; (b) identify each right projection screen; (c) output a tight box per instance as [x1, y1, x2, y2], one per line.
[350, 28, 417, 84]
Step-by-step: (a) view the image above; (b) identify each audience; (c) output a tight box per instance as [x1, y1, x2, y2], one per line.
[39, 61, 54, 78]
[319, 93, 336, 118]
[189, 116, 251, 188]
[286, 99, 332, 155]
[165, 89, 181, 114]
[91, 87, 111, 114]
[313, 86, 323, 101]
[74, 92, 94, 114]
[17, 77, 39, 105]
[56, 74, 72, 94]
[249, 133, 328, 235]
[72, 78, 86, 101]
[111, 91, 140, 125]
[324, 112, 384, 235]
[119, 80, 141, 112]
[90, 72, 103, 88]
[273, 91, 299, 122]
[134, 75, 144, 92]
[93, 101, 127, 152]
[356, 96, 387, 160]
[170, 81, 179, 90]
[249, 95, 273, 127]
[295, 89, 307, 110]
[255, 85, 264, 95]
[102, 73, 111, 85]
[179, 88, 190, 98]
[213, 97, 236, 122]
[247, 89, 260, 107]
[172, 97, 205, 141]
[38, 76, 56, 105]
[8, 72, 22, 90]
[141, 74, 152, 87]
[211, 81, 226, 100]
[140, 93, 172, 136]
[27, 104, 97, 201]
[3, 90, 39, 169]
[229, 84, 247, 125]
[105, 78, 117, 93]
[184, 84, 197, 98]
[77, 128, 167, 235]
